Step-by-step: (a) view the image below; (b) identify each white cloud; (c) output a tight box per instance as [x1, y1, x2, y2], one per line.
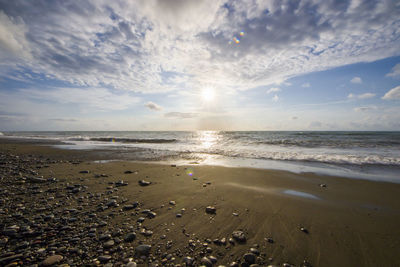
[0, 11, 30, 61]
[21, 87, 139, 111]
[350, 77, 362, 84]
[354, 106, 377, 112]
[272, 94, 279, 102]
[348, 92, 376, 99]
[382, 85, 400, 100]
[301, 83, 310, 88]
[0, 0, 398, 94]
[164, 112, 197, 119]
[386, 63, 400, 77]
[266, 87, 280, 94]
[145, 101, 162, 111]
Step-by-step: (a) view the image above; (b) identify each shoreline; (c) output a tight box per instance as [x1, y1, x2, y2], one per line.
[1, 140, 400, 266]
[2, 136, 399, 184]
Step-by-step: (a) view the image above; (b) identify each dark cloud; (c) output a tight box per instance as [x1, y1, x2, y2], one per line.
[145, 101, 162, 111]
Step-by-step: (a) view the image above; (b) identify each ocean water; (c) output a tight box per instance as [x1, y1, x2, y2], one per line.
[1, 131, 399, 182]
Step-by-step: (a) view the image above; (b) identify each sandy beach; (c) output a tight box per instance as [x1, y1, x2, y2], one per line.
[1, 139, 400, 267]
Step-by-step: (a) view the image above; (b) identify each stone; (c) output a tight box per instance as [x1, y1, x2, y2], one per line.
[79, 170, 90, 174]
[126, 262, 137, 267]
[300, 227, 309, 234]
[244, 253, 256, 264]
[104, 239, 115, 248]
[232, 231, 246, 243]
[206, 206, 216, 214]
[135, 244, 151, 256]
[98, 255, 112, 262]
[138, 180, 151, 186]
[200, 257, 213, 267]
[42, 255, 63, 266]
[124, 232, 136, 242]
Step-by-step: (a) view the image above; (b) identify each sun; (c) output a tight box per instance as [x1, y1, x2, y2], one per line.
[201, 87, 215, 102]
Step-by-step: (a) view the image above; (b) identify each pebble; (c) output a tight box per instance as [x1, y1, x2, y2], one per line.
[232, 230, 246, 243]
[124, 232, 136, 242]
[42, 255, 63, 266]
[206, 206, 216, 214]
[135, 244, 151, 256]
[98, 255, 112, 262]
[200, 257, 213, 267]
[138, 180, 151, 186]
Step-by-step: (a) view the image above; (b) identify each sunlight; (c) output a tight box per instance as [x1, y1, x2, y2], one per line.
[201, 87, 215, 102]
[199, 130, 218, 149]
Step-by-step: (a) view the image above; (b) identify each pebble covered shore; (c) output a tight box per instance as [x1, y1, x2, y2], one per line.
[0, 149, 312, 267]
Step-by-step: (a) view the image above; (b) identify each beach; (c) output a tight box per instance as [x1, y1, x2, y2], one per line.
[1, 139, 400, 266]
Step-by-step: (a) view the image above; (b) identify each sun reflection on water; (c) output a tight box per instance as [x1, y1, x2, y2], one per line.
[198, 130, 219, 149]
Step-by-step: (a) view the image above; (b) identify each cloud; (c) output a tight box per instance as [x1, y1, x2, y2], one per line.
[382, 85, 400, 100]
[350, 77, 362, 84]
[20, 87, 139, 111]
[292, 116, 298, 120]
[0, 0, 399, 94]
[309, 121, 322, 128]
[266, 87, 280, 94]
[386, 63, 400, 78]
[164, 112, 197, 119]
[348, 92, 376, 99]
[145, 101, 162, 111]
[0, 11, 30, 60]
[272, 94, 279, 102]
[353, 106, 377, 112]
[301, 83, 310, 88]
[48, 118, 79, 122]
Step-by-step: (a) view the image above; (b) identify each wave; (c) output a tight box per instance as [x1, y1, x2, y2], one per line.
[70, 137, 178, 144]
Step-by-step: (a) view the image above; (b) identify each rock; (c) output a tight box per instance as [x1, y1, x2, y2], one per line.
[124, 232, 136, 242]
[126, 262, 137, 267]
[104, 239, 115, 248]
[137, 217, 145, 223]
[250, 248, 260, 255]
[229, 262, 239, 267]
[300, 227, 309, 234]
[138, 180, 151, 186]
[123, 204, 135, 210]
[124, 170, 133, 174]
[176, 213, 182, 218]
[42, 255, 63, 266]
[135, 244, 151, 256]
[147, 211, 157, 219]
[116, 180, 128, 187]
[169, 200, 176, 205]
[265, 237, 274, 243]
[244, 253, 256, 264]
[206, 206, 216, 214]
[79, 170, 90, 174]
[200, 257, 213, 267]
[98, 255, 112, 262]
[232, 231, 246, 243]
[183, 256, 194, 266]
[319, 183, 327, 188]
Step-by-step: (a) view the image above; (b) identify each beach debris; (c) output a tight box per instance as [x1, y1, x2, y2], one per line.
[79, 170, 90, 174]
[300, 227, 309, 234]
[138, 179, 151, 186]
[232, 230, 246, 243]
[206, 206, 216, 214]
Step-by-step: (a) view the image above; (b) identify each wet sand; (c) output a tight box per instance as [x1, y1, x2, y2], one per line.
[1, 140, 400, 266]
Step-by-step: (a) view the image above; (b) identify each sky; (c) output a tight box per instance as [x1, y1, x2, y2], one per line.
[0, 0, 399, 131]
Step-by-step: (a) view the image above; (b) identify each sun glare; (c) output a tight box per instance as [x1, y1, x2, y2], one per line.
[201, 87, 215, 102]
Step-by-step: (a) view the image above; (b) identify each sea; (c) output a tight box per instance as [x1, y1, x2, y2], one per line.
[1, 131, 399, 182]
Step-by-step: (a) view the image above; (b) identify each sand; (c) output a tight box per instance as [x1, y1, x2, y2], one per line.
[1, 139, 400, 266]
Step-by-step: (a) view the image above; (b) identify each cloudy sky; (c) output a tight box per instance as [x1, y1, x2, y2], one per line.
[0, 0, 399, 131]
